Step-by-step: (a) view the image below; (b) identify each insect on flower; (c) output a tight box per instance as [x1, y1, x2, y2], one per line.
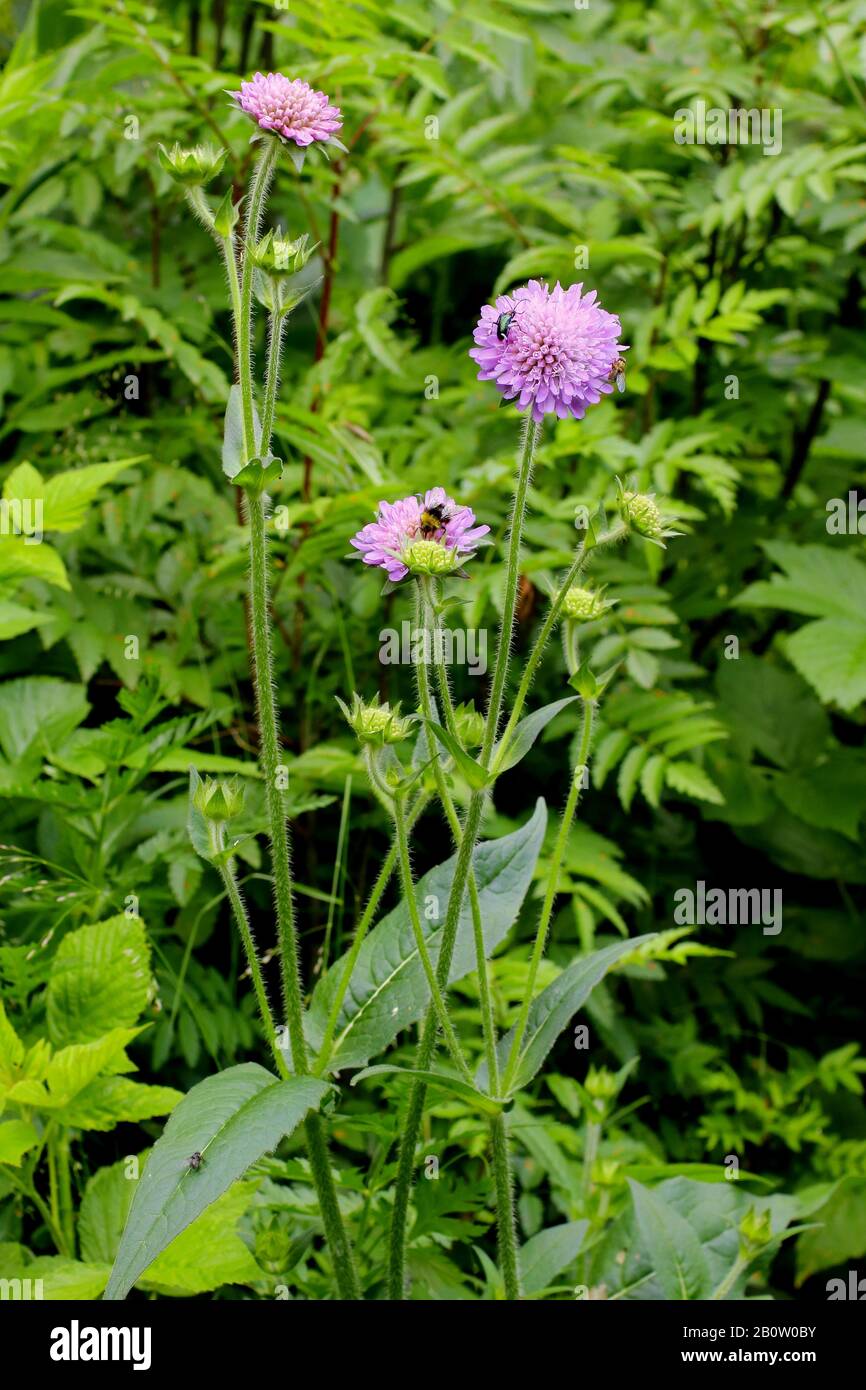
[185, 1151, 203, 1172]
[610, 356, 627, 393]
[418, 501, 452, 537]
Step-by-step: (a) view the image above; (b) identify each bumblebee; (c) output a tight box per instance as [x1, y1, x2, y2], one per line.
[610, 357, 627, 393]
[419, 502, 451, 537]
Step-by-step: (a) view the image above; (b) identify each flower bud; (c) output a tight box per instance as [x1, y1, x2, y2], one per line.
[738, 1206, 773, 1258]
[452, 702, 485, 748]
[158, 142, 228, 186]
[336, 693, 415, 746]
[401, 538, 463, 577]
[192, 774, 245, 822]
[616, 478, 681, 548]
[557, 584, 611, 623]
[252, 230, 318, 277]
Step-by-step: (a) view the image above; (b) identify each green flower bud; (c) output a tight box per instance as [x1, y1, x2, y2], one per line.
[584, 1066, 619, 1102]
[158, 142, 228, 186]
[401, 539, 462, 577]
[192, 774, 245, 822]
[252, 230, 318, 277]
[452, 701, 485, 748]
[557, 584, 611, 622]
[616, 478, 682, 548]
[336, 693, 415, 746]
[738, 1206, 773, 1257]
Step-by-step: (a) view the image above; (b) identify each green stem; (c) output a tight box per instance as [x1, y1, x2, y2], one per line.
[214, 824, 287, 1079]
[501, 699, 594, 1094]
[247, 468, 359, 1301]
[259, 298, 286, 458]
[492, 521, 625, 776]
[247, 494, 305, 1070]
[312, 791, 431, 1077]
[393, 796, 473, 1082]
[490, 1111, 522, 1299]
[417, 578, 499, 1090]
[238, 141, 278, 459]
[481, 417, 540, 766]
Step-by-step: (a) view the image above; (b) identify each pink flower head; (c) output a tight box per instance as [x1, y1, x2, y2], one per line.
[470, 279, 626, 423]
[349, 488, 489, 583]
[230, 72, 342, 148]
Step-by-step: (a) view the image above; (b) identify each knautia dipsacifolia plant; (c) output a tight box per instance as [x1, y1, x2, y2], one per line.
[106, 75, 677, 1305]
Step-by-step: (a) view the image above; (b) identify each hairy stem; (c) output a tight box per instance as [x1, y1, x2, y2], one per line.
[490, 1110, 522, 1299]
[238, 141, 277, 457]
[393, 796, 473, 1082]
[313, 791, 431, 1077]
[214, 824, 287, 1078]
[501, 699, 594, 1094]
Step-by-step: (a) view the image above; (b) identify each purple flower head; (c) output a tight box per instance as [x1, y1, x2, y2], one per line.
[470, 279, 626, 423]
[230, 72, 342, 148]
[349, 488, 489, 583]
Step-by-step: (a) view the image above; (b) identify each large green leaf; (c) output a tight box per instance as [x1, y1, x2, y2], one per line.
[46, 914, 152, 1046]
[627, 1179, 711, 1300]
[307, 799, 547, 1073]
[479, 935, 654, 1093]
[104, 1064, 328, 1300]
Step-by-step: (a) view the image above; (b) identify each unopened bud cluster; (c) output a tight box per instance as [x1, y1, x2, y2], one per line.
[158, 142, 227, 186]
[336, 693, 415, 746]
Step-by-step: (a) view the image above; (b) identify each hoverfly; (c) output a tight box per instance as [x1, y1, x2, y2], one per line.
[609, 356, 627, 393]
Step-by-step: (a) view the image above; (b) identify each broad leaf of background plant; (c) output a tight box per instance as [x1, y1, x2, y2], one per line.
[46, 915, 152, 1046]
[308, 799, 547, 1073]
[519, 1219, 588, 1295]
[627, 1179, 711, 1300]
[104, 1063, 327, 1300]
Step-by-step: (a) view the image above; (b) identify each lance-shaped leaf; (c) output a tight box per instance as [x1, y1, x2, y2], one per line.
[424, 718, 491, 789]
[221, 384, 261, 481]
[493, 696, 579, 774]
[308, 800, 547, 1073]
[350, 1064, 503, 1115]
[104, 1063, 328, 1300]
[479, 935, 655, 1094]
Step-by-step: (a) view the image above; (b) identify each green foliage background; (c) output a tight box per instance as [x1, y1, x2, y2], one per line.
[0, 0, 864, 1299]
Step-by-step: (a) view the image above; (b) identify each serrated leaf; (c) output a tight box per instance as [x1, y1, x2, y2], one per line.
[46, 915, 152, 1046]
[665, 761, 724, 805]
[104, 1064, 328, 1300]
[617, 744, 650, 810]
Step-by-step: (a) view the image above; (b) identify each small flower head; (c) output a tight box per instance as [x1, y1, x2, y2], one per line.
[557, 584, 612, 623]
[616, 479, 681, 548]
[252, 230, 318, 277]
[349, 489, 489, 584]
[452, 702, 485, 748]
[230, 72, 343, 148]
[336, 693, 415, 747]
[193, 775, 245, 822]
[470, 279, 626, 423]
[158, 142, 228, 186]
